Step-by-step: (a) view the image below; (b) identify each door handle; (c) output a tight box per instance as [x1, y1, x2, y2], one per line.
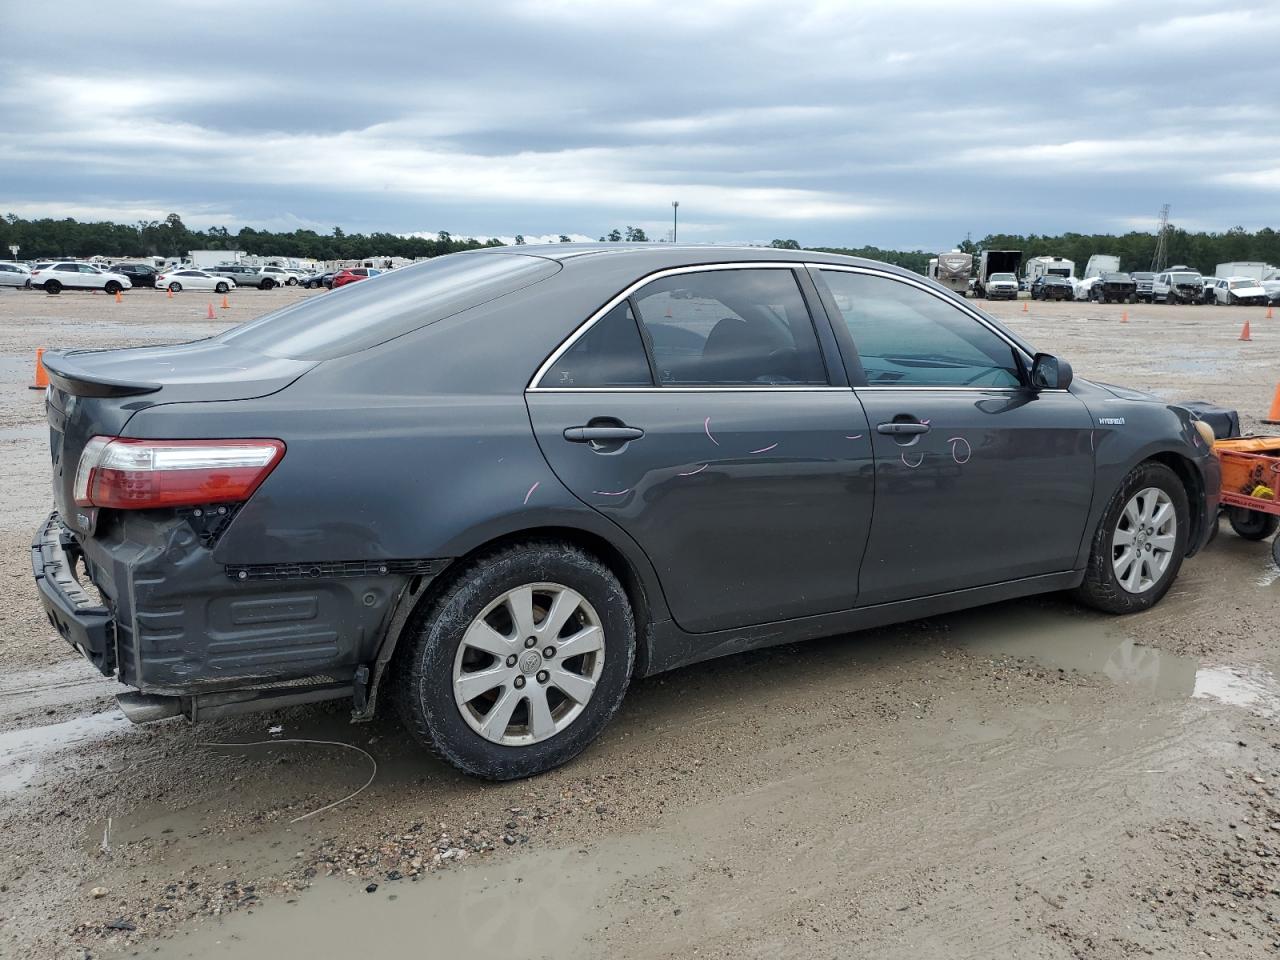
[876, 422, 930, 435]
[563, 425, 645, 443]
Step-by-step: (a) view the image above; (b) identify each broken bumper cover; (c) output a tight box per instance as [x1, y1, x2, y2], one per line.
[31, 512, 115, 675]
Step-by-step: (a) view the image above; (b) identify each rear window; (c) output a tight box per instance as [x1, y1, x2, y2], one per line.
[218, 253, 560, 360]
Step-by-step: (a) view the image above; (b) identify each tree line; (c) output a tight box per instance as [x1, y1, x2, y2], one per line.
[791, 226, 1280, 277]
[4, 212, 1276, 277]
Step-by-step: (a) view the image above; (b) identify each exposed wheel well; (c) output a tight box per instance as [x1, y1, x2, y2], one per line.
[1147, 452, 1206, 554]
[382, 526, 655, 691]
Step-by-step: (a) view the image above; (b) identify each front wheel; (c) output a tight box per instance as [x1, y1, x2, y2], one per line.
[1073, 461, 1188, 614]
[215, 282, 229, 294]
[1227, 507, 1279, 541]
[104, 280, 122, 295]
[395, 542, 636, 780]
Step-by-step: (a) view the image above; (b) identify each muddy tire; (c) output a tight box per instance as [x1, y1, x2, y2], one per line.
[1226, 507, 1279, 541]
[394, 541, 635, 780]
[1073, 461, 1189, 615]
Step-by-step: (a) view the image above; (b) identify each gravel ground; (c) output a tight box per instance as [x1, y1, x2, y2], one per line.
[2, 285, 1280, 959]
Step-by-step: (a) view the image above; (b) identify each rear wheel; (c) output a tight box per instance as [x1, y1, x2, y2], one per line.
[1073, 461, 1188, 614]
[395, 541, 635, 780]
[214, 282, 229, 294]
[45, 280, 61, 295]
[261, 278, 275, 290]
[1226, 507, 1279, 541]
[169, 281, 182, 293]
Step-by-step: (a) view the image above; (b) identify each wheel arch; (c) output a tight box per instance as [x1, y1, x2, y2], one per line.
[1146, 450, 1207, 555]
[362, 522, 664, 720]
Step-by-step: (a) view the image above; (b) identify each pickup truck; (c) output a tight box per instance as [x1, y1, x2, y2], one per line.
[1090, 272, 1138, 304]
[1152, 270, 1204, 304]
[1030, 275, 1074, 301]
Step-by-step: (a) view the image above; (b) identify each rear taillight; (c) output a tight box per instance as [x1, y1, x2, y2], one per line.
[73, 438, 284, 509]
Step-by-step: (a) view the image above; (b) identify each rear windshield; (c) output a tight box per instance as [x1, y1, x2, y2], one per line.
[218, 253, 559, 360]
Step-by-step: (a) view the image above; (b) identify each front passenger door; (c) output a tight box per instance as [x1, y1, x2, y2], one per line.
[815, 267, 1096, 607]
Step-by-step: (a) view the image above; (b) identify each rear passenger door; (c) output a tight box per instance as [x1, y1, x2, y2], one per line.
[526, 263, 874, 634]
[813, 266, 1096, 606]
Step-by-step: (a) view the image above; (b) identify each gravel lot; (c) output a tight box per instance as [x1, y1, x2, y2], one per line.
[2, 285, 1280, 959]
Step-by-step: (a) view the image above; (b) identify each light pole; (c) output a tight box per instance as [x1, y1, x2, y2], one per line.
[672, 201, 679, 243]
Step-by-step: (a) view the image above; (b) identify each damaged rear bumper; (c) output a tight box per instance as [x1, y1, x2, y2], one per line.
[31, 510, 441, 722]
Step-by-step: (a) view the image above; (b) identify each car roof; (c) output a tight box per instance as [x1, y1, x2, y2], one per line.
[460, 241, 923, 280]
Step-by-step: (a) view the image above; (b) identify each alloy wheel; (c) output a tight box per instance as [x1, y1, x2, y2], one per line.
[452, 582, 605, 745]
[1112, 486, 1177, 593]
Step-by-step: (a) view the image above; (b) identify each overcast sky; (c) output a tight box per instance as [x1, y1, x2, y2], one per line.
[2, 0, 1278, 249]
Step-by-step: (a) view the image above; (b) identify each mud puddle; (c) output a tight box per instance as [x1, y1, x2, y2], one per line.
[948, 601, 1280, 716]
[0, 708, 133, 792]
[162, 838, 670, 960]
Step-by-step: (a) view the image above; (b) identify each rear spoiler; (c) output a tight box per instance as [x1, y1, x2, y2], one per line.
[41, 351, 162, 398]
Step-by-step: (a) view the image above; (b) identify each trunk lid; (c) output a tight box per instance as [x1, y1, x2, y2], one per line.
[44, 342, 315, 535]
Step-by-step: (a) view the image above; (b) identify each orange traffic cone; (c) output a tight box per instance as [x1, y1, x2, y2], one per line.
[27, 348, 49, 390]
[1239, 320, 1252, 342]
[1021, 301, 1028, 312]
[1120, 310, 1128, 323]
[167, 286, 174, 299]
[1264, 384, 1280, 425]
[114, 289, 122, 304]
[206, 303, 215, 319]
[220, 294, 229, 310]
[1268, 305, 1275, 320]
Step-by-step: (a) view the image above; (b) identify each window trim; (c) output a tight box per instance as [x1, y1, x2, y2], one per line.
[809, 263, 1059, 393]
[528, 261, 836, 392]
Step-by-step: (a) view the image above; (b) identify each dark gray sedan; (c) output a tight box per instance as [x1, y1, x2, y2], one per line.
[32, 245, 1221, 779]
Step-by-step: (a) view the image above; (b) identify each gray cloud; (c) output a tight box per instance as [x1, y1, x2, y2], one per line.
[1, 0, 1277, 249]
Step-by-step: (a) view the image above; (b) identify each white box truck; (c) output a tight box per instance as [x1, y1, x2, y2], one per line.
[1083, 255, 1120, 278]
[1216, 262, 1278, 282]
[928, 251, 973, 295]
[975, 250, 1022, 297]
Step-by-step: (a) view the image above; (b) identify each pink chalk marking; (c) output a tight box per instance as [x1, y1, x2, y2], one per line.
[844, 434, 863, 440]
[901, 451, 924, 469]
[704, 416, 720, 446]
[592, 488, 631, 497]
[748, 442, 779, 455]
[677, 463, 709, 477]
[947, 437, 971, 465]
[523, 481, 540, 505]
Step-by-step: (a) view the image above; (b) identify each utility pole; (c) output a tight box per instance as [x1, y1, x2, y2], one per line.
[1150, 203, 1170, 272]
[672, 201, 679, 243]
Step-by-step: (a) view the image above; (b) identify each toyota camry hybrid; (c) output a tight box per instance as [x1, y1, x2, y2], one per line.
[32, 245, 1221, 779]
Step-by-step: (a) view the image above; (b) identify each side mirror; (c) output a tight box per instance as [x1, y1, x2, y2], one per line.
[1029, 352, 1073, 390]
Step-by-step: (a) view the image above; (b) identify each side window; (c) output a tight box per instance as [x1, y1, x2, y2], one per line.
[55, 263, 76, 271]
[539, 301, 653, 388]
[631, 269, 828, 386]
[820, 270, 1021, 388]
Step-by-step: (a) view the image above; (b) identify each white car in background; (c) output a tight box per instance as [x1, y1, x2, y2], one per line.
[1214, 276, 1268, 306]
[1076, 276, 1101, 301]
[29, 262, 132, 295]
[258, 265, 297, 286]
[155, 268, 236, 294]
[0, 262, 31, 288]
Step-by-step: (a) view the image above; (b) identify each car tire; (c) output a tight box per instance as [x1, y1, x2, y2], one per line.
[287, 277, 298, 286]
[1072, 461, 1189, 615]
[261, 279, 275, 290]
[394, 541, 636, 780]
[215, 282, 229, 294]
[45, 280, 61, 295]
[1226, 507, 1279, 541]
[169, 281, 182, 293]
[104, 280, 122, 295]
